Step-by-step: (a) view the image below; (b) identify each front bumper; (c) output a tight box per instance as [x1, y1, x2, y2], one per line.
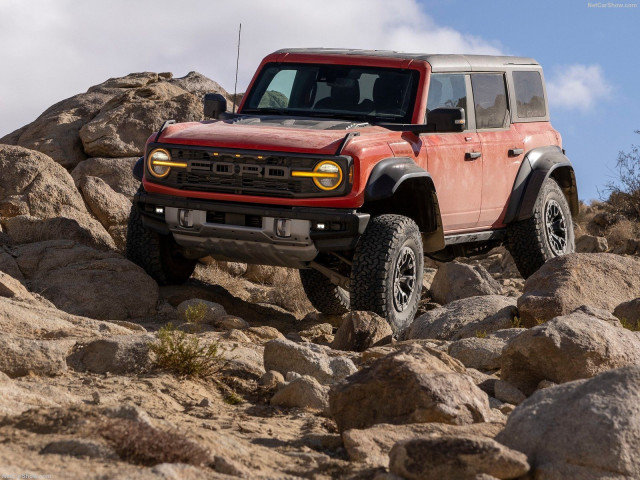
[134, 191, 369, 268]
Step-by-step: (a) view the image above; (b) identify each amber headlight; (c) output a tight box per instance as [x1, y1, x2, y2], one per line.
[147, 148, 186, 178]
[292, 160, 343, 191]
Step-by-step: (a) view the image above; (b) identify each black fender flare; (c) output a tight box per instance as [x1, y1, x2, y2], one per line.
[503, 146, 579, 224]
[133, 156, 144, 182]
[363, 157, 444, 251]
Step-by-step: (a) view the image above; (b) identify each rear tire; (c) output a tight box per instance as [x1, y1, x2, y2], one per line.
[506, 178, 575, 279]
[351, 214, 423, 332]
[126, 195, 197, 285]
[299, 269, 350, 315]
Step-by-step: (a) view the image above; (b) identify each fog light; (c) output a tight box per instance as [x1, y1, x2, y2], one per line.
[316, 223, 326, 230]
[155, 206, 164, 215]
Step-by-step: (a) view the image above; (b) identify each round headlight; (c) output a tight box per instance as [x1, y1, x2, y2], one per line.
[147, 148, 172, 178]
[313, 161, 343, 191]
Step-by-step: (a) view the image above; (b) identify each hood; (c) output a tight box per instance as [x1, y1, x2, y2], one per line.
[157, 116, 379, 155]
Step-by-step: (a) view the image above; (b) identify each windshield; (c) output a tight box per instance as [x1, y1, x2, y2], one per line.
[242, 63, 420, 124]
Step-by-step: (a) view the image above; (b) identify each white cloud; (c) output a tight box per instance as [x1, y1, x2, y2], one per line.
[0, 0, 503, 137]
[546, 64, 612, 111]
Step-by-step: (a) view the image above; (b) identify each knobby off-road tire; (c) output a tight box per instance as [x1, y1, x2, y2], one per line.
[299, 268, 350, 315]
[506, 178, 575, 279]
[351, 214, 424, 333]
[126, 198, 197, 285]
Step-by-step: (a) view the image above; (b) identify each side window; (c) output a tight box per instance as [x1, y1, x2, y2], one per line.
[426, 74, 468, 128]
[513, 71, 546, 118]
[471, 74, 508, 129]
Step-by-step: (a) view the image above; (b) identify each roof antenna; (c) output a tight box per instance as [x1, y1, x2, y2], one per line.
[233, 23, 242, 114]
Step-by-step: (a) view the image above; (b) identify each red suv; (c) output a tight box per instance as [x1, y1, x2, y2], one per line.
[127, 49, 578, 331]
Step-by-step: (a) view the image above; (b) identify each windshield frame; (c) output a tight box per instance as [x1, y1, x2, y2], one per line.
[241, 62, 422, 125]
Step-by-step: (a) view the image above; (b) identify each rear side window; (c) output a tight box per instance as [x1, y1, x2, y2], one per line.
[513, 71, 546, 118]
[471, 74, 508, 129]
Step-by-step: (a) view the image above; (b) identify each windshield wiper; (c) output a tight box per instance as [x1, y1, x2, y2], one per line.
[242, 108, 287, 115]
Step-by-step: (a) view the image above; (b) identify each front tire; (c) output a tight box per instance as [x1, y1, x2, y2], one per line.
[299, 268, 350, 315]
[351, 215, 423, 332]
[506, 178, 575, 279]
[125, 196, 197, 285]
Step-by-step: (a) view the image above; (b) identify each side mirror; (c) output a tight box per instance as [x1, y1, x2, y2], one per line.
[204, 93, 227, 119]
[426, 107, 465, 132]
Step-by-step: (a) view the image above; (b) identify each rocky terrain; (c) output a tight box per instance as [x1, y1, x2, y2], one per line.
[0, 72, 639, 479]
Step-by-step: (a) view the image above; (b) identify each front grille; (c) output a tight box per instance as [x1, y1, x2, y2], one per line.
[148, 145, 350, 198]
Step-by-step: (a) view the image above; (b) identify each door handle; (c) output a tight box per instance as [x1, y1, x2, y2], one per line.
[508, 148, 524, 156]
[465, 151, 482, 160]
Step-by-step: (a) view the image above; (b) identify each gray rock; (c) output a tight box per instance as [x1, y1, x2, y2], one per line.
[501, 311, 640, 395]
[271, 375, 329, 414]
[332, 311, 393, 352]
[176, 299, 227, 325]
[264, 338, 357, 385]
[12, 240, 158, 320]
[41, 438, 117, 459]
[388, 435, 529, 480]
[575, 234, 608, 253]
[614, 298, 640, 327]
[497, 366, 640, 479]
[0, 335, 74, 378]
[79, 176, 132, 229]
[493, 380, 526, 405]
[430, 262, 503, 305]
[518, 253, 640, 327]
[67, 335, 154, 374]
[448, 337, 505, 371]
[259, 370, 285, 389]
[329, 344, 492, 433]
[343, 422, 505, 468]
[406, 296, 517, 341]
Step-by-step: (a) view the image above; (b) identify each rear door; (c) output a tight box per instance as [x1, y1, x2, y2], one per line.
[471, 73, 524, 227]
[423, 73, 483, 232]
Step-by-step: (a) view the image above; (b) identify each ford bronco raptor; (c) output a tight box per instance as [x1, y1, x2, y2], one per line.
[126, 48, 578, 331]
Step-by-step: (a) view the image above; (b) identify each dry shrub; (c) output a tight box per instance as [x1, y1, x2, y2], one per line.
[268, 268, 314, 315]
[606, 219, 639, 248]
[604, 131, 640, 220]
[149, 322, 222, 377]
[193, 263, 249, 298]
[99, 418, 210, 466]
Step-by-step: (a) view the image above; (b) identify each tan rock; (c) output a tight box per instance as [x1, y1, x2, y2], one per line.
[71, 157, 140, 199]
[79, 176, 132, 229]
[430, 262, 503, 305]
[329, 344, 492, 433]
[332, 311, 393, 352]
[518, 253, 640, 326]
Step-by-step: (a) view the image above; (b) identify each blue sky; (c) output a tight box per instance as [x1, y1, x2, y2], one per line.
[419, 0, 639, 201]
[0, 0, 637, 201]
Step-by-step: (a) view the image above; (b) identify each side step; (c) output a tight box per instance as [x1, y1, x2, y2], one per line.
[444, 229, 506, 246]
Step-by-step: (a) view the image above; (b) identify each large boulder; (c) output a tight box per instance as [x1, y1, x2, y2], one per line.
[263, 338, 357, 385]
[518, 253, 640, 326]
[406, 295, 517, 341]
[79, 176, 131, 230]
[79, 82, 201, 157]
[270, 375, 329, 414]
[67, 335, 154, 374]
[430, 262, 503, 305]
[331, 311, 393, 352]
[497, 366, 640, 479]
[71, 157, 140, 200]
[575, 234, 608, 253]
[12, 240, 158, 320]
[501, 311, 640, 395]
[343, 422, 504, 467]
[0, 145, 114, 250]
[328, 344, 492, 433]
[389, 434, 529, 480]
[1, 71, 231, 167]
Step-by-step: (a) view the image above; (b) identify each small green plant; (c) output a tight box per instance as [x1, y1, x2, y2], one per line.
[149, 322, 222, 378]
[184, 302, 208, 324]
[536, 318, 546, 326]
[475, 330, 487, 338]
[620, 318, 640, 331]
[224, 392, 243, 405]
[511, 315, 522, 328]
